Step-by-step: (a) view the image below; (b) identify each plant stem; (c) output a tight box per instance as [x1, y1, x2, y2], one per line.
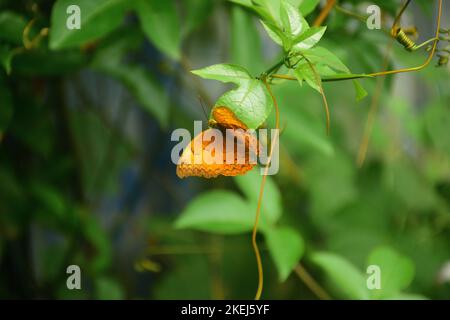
[261, 59, 285, 77]
[294, 264, 332, 300]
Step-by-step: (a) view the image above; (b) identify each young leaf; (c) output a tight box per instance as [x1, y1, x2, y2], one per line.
[293, 26, 326, 51]
[311, 252, 370, 300]
[175, 190, 268, 234]
[265, 226, 304, 281]
[134, 0, 181, 60]
[0, 11, 27, 45]
[367, 246, 415, 300]
[192, 64, 274, 129]
[234, 169, 282, 225]
[191, 63, 252, 84]
[49, 0, 129, 50]
[260, 20, 284, 46]
[301, 47, 349, 73]
[299, 0, 320, 16]
[294, 62, 321, 93]
[301, 47, 368, 101]
[280, 1, 305, 38]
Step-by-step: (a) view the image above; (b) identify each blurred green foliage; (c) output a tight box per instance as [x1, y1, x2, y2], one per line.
[0, 0, 449, 300]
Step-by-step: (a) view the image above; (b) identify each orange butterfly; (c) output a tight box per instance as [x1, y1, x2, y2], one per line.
[176, 106, 259, 178]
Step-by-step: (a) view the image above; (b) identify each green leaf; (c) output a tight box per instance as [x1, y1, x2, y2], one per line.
[311, 252, 370, 299]
[0, 11, 27, 45]
[49, 0, 129, 50]
[293, 26, 326, 50]
[95, 277, 124, 300]
[299, 0, 320, 16]
[192, 63, 252, 83]
[134, 0, 181, 60]
[367, 246, 415, 299]
[260, 20, 284, 46]
[352, 80, 368, 101]
[175, 190, 267, 234]
[91, 28, 168, 127]
[280, 1, 307, 37]
[301, 47, 349, 73]
[192, 64, 274, 129]
[0, 44, 14, 74]
[231, 6, 264, 75]
[96, 64, 169, 128]
[265, 226, 304, 281]
[234, 169, 282, 225]
[294, 61, 323, 93]
[182, 0, 214, 37]
[83, 214, 112, 273]
[386, 293, 428, 300]
[301, 47, 367, 101]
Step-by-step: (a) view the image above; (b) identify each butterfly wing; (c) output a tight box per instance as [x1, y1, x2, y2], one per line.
[176, 129, 258, 179]
[212, 106, 248, 130]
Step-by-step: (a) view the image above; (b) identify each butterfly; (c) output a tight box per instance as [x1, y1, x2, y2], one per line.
[176, 106, 259, 179]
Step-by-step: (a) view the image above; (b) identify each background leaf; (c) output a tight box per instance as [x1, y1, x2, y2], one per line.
[311, 252, 370, 300]
[265, 226, 304, 281]
[50, 0, 129, 50]
[192, 64, 274, 129]
[134, 0, 181, 60]
[234, 169, 282, 225]
[175, 190, 267, 234]
[367, 246, 415, 299]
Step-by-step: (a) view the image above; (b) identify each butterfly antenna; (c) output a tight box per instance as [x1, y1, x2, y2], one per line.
[197, 95, 210, 121]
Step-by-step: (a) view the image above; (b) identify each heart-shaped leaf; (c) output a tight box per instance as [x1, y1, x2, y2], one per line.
[265, 226, 304, 281]
[175, 190, 268, 234]
[192, 64, 274, 129]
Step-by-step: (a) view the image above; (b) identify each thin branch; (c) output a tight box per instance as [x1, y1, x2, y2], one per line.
[294, 264, 332, 300]
[313, 0, 337, 27]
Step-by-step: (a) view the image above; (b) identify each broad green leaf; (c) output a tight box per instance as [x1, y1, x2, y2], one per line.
[293, 26, 326, 50]
[49, 0, 129, 50]
[175, 190, 267, 234]
[234, 169, 282, 225]
[231, 6, 264, 75]
[311, 252, 370, 299]
[134, 0, 181, 60]
[299, 0, 320, 16]
[192, 64, 274, 129]
[367, 246, 415, 299]
[265, 226, 304, 281]
[0, 11, 27, 44]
